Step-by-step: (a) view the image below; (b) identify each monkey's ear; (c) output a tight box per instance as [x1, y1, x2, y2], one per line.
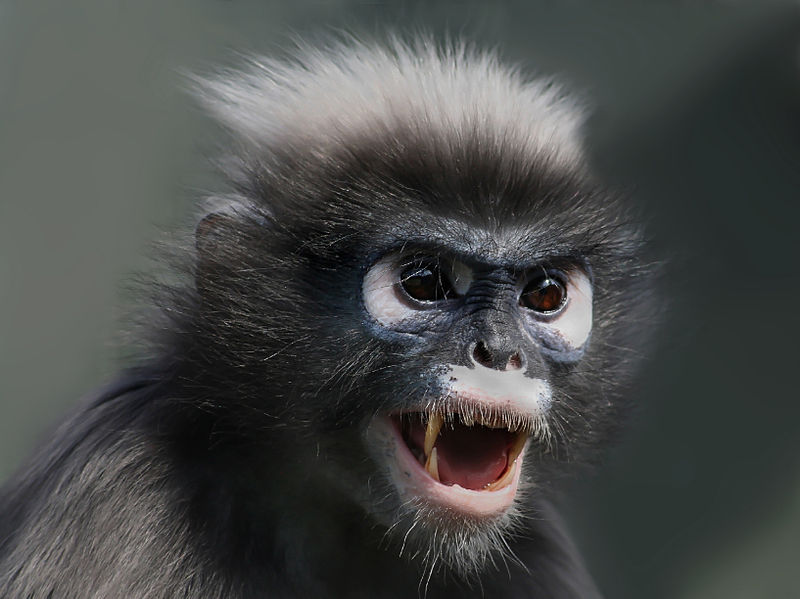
[194, 212, 243, 293]
[195, 212, 236, 256]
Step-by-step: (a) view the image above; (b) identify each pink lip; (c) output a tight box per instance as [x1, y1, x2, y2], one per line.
[383, 416, 525, 517]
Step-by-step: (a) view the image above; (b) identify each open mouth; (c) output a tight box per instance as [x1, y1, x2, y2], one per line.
[382, 407, 530, 515]
[394, 412, 527, 491]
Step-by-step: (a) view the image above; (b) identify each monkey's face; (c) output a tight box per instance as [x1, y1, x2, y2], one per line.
[193, 157, 650, 577]
[361, 247, 593, 517]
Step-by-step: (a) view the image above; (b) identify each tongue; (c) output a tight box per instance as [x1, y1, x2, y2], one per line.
[435, 423, 512, 490]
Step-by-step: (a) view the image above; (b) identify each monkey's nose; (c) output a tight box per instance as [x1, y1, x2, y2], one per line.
[471, 341, 524, 371]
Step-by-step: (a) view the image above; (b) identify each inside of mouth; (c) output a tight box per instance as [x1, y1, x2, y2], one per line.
[396, 413, 519, 490]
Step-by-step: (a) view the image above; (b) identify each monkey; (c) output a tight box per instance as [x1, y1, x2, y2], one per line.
[0, 38, 655, 598]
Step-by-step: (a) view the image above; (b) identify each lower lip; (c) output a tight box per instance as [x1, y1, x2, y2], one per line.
[383, 416, 525, 517]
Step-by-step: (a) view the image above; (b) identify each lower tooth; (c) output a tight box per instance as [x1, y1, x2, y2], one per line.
[485, 460, 515, 491]
[485, 435, 528, 491]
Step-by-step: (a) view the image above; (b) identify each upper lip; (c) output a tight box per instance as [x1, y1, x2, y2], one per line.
[394, 395, 547, 437]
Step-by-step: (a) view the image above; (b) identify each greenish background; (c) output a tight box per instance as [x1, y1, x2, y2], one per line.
[1, 1, 798, 597]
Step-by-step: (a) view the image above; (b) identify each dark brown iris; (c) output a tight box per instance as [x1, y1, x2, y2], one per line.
[520, 276, 566, 313]
[400, 259, 454, 302]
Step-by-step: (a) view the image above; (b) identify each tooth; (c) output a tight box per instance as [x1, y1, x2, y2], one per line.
[508, 433, 528, 463]
[424, 412, 443, 458]
[485, 459, 516, 491]
[425, 447, 440, 482]
[485, 434, 528, 492]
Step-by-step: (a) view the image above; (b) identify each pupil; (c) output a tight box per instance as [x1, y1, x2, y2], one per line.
[405, 269, 437, 301]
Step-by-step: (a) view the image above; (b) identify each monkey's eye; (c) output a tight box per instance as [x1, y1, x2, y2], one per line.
[363, 253, 472, 329]
[519, 275, 567, 313]
[400, 259, 455, 302]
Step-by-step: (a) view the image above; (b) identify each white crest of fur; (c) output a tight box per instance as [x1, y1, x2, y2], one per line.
[193, 37, 587, 169]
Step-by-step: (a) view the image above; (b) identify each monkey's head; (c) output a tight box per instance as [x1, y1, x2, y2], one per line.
[183, 39, 654, 577]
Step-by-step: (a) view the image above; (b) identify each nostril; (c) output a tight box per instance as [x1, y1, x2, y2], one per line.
[507, 352, 522, 371]
[472, 341, 494, 368]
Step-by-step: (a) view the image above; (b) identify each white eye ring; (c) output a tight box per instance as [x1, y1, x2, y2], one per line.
[536, 270, 592, 349]
[363, 255, 415, 327]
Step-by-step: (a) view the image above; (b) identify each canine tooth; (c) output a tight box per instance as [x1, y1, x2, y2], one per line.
[508, 433, 528, 463]
[484, 434, 528, 492]
[424, 413, 443, 458]
[485, 459, 516, 491]
[425, 447, 440, 482]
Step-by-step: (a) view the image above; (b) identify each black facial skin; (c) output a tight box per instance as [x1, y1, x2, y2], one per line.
[0, 56, 656, 599]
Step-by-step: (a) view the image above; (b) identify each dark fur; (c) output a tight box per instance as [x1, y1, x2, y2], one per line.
[0, 39, 655, 598]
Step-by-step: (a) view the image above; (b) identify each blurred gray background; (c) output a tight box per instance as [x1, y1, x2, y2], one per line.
[1, 1, 799, 597]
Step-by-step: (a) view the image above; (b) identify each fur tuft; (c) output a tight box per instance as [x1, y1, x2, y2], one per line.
[193, 36, 586, 174]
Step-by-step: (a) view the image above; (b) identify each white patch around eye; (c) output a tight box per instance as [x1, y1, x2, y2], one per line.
[544, 271, 593, 349]
[442, 364, 552, 416]
[362, 255, 415, 327]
